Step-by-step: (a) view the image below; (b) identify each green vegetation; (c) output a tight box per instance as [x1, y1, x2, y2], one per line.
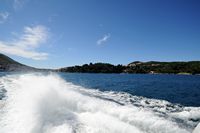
[126, 61, 200, 74]
[59, 61, 200, 74]
[0, 53, 52, 72]
[1, 53, 200, 74]
[0, 53, 23, 71]
[0, 53, 36, 71]
[0, 53, 20, 64]
[59, 63, 125, 73]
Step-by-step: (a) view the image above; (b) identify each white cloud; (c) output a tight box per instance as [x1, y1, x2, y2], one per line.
[97, 34, 111, 45]
[17, 25, 48, 48]
[0, 12, 9, 24]
[13, 0, 26, 10]
[0, 25, 49, 60]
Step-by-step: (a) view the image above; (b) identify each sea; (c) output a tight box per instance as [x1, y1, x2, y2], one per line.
[0, 72, 200, 133]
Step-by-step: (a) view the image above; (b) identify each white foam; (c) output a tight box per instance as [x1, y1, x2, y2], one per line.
[0, 73, 199, 133]
[193, 123, 200, 133]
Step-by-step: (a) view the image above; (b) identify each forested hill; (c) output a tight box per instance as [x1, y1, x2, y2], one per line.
[1, 53, 200, 74]
[59, 61, 200, 74]
[0, 53, 35, 71]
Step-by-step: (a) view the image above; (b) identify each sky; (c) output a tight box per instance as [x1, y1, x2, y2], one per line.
[0, 0, 200, 68]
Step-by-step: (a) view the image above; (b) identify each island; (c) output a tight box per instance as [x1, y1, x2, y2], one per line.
[59, 61, 200, 75]
[0, 53, 200, 74]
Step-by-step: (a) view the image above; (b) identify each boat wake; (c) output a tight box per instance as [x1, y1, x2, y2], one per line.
[0, 73, 199, 133]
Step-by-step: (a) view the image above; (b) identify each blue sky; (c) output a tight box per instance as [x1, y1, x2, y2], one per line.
[0, 0, 200, 68]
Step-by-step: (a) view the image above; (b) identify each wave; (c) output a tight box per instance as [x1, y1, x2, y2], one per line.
[0, 73, 199, 133]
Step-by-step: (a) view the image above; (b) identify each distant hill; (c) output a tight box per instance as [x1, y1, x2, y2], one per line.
[59, 63, 125, 73]
[0, 53, 41, 72]
[1, 53, 200, 74]
[127, 61, 200, 74]
[59, 61, 200, 74]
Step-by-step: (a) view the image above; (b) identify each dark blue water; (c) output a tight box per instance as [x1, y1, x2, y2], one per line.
[58, 73, 200, 107]
[1, 72, 200, 107]
[1, 72, 200, 133]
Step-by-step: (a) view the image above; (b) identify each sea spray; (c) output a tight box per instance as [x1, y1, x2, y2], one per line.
[0, 73, 199, 133]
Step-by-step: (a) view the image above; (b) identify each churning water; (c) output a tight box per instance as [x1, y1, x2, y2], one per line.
[0, 73, 199, 133]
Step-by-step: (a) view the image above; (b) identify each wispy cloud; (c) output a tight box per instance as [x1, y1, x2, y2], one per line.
[0, 12, 9, 24]
[48, 14, 58, 23]
[0, 25, 49, 60]
[13, 0, 27, 10]
[97, 34, 111, 45]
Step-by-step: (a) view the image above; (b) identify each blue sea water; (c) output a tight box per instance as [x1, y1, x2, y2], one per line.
[1, 72, 200, 106]
[0, 72, 200, 133]
[59, 73, 200, 107]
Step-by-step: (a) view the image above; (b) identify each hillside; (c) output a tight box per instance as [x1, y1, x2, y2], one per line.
[127, 61, 200, 74]
[59, 63, 125, 73]
[59, 61, 200, 74]
[1, 53, 200, 74]
[0, 53, 36, 71]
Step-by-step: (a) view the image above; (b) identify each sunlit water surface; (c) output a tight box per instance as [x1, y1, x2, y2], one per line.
[0, 72, 200, 133]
